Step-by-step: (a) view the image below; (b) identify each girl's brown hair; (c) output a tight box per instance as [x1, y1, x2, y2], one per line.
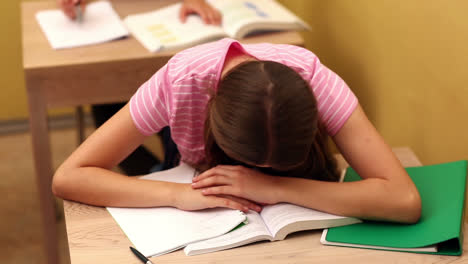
[197, 60, 339, 181]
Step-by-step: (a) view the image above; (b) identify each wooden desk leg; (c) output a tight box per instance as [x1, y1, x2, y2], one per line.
[75, 106, 85, 145]
[26, 81, 60, 264]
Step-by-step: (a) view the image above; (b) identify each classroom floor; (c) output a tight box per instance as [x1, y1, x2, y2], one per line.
[0, 128, 77, 264]
[0, 125, 163, 264]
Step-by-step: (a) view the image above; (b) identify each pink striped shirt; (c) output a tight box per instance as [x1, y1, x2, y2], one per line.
[130, 38, 358, 164]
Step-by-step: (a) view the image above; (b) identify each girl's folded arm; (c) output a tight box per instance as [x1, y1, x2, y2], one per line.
[52, 103, 179, 207]
[276, 105, 421, 223]
[52, 103, 258, 212]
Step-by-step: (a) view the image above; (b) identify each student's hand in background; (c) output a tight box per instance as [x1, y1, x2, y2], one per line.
[180, 0, 222, 25]
[192, 165, 282, 206]
[58, 0, 86, 20]
[173, 183, 262, 212]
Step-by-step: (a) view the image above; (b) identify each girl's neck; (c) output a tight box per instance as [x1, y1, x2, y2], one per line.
[221, 48, 256, 78]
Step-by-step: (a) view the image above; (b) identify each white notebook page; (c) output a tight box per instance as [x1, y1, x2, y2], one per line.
[35, 1, 129, 49]
[107, 164, 246, 257]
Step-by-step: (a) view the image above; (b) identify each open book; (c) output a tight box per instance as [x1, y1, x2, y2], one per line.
[35, 1, 129, 49]
[184, 202, 361, 255]
[124, 0, 309, 52]
[321, 161, 467, 256]
[107, 164, 247, 257]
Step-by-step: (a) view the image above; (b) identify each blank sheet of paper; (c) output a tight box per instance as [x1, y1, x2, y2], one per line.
[106, 164, 247, 257]
[35, 1, 129, 49]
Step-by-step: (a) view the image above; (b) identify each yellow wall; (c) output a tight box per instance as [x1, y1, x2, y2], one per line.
[1, 0, 28, 120]
[2, 0, 467, 164]
[0, 0, 73, 121]
[278, 0, 468, 164]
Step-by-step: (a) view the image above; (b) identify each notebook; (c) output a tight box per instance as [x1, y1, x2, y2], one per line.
[321, 160, 467, 255]
[184, 203, 361, 256]
[106, 163, 247, 257]
[123, 0, 309, 52]
[35, 1, 129, 49]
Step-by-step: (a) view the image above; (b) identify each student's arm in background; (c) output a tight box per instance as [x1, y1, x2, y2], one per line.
[57, 0, 221, 25]
[192, 105, 422, 223]
[180, 0, 222, 25]
[58, 0, 85, 20]
[52, 103, 259, 212]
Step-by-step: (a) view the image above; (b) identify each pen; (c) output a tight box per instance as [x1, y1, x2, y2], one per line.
[75, 0, 83, 23]
[130, 246, 154, 264]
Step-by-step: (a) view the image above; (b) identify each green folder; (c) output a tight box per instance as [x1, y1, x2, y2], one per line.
[323, 160, 467, 255]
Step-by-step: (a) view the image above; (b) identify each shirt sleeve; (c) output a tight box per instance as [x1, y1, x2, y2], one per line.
[309, 60, 358, 136]
[129, 64, 171, 136]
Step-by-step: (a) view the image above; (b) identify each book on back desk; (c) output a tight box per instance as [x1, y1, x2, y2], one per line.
[123, 0, 309, 52]
[321, 160, 467, 255]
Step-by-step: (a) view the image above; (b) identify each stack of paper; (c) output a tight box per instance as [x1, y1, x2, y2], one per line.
[123, 0, 309, 52]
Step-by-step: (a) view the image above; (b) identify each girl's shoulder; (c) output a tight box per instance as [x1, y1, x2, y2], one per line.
[244, 43, 321, 80]
[245, 42, 318, 60]
[165, 39, 236, 85]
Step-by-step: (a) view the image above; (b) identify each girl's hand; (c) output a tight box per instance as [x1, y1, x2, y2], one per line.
[58, 0, 86, 20]
[192, 165, 283, 205]
[173, 183, 262, 213]
[180, 0, 222, 25]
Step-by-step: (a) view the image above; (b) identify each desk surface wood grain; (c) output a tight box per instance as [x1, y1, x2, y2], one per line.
[64, 147, 467, 264]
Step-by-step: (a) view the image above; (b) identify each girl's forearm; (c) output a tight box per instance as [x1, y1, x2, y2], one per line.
[52, 166, 180, 207]
[276, 177, 421, 223]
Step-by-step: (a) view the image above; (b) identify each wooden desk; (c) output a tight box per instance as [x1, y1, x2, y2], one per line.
[21, 1, 304, 263]
[64, 147, 466, 263]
